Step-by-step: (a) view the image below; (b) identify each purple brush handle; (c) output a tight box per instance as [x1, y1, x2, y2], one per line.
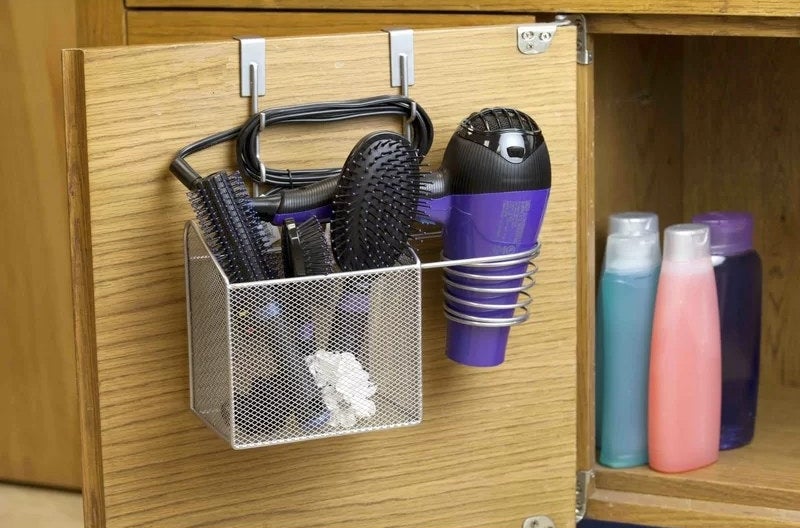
[421, 189, 550, 367]
[271, 205, 332, 227]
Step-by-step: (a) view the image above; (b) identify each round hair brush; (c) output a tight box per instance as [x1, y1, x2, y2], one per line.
[327, 132, 424, 370]
[188, 170, 281, 283]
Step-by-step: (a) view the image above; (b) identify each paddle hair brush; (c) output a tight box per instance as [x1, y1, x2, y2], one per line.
[327, 132, 424, 369]
[280, 216, 334, 430]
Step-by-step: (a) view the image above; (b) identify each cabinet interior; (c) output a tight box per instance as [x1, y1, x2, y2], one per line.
[592, 33, 800, 508]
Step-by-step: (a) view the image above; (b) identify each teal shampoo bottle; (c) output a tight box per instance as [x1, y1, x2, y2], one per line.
[596, 212, 659, 450]
[599, 231, 660, 467]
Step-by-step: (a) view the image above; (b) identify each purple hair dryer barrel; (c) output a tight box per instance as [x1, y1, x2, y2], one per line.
[422, 108, 551, 367]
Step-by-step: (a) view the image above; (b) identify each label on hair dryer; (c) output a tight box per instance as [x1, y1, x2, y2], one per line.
[497, 200, 532, 254]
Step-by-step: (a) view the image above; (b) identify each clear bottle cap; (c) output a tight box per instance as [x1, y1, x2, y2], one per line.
[609, 212, 659, 236]
[663, 224, 711, 262]
[605, 232, 661, 273]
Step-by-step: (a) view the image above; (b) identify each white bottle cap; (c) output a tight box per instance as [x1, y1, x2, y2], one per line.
[663, 224, 711, 262]
[609, 212, 659, 237]
[605, 232, 661, 273]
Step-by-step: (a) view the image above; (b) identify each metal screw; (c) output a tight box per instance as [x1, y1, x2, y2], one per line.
[521, 31, 534, 40]
[523, 516, 555, 528]
[539, 32, 552, 41]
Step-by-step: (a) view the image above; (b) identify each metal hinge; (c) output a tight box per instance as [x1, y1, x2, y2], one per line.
[575, 470, 594, 523]
[516, 14, 592, 65]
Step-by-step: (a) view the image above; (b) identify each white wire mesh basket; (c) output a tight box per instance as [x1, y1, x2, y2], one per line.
[184, 221, 423, 449]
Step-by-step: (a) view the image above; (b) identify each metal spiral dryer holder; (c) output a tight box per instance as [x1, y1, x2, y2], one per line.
[421, 244, 541, 328]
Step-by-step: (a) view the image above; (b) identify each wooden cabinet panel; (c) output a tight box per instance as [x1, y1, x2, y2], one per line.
[127, 10, 530, 43]
[0, 0, 124, 490]
[0, 0, 81, 490]
[595, 388, 800, 511]
[593, 34, 685, 267]
[682, 36, 800, 392]
[589, 488, 800, 527]
[587, 14, 800, 36]
[126, 0, 800, 18]
[65, 25, 578, 527]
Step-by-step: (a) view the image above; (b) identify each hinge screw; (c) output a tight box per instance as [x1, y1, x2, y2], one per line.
[523, 516, 555, 528]
[539, 32, 552, 41]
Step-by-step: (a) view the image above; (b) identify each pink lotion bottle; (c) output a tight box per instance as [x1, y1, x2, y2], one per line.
[648, 224, 721, 473]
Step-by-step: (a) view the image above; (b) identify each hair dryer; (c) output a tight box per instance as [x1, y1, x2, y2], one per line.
[420, 108, 551, 367]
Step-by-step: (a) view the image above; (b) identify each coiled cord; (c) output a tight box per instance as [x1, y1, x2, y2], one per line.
[170, 95, 434, 191]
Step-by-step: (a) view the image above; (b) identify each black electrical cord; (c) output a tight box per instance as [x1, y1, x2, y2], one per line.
[170, 95, 434, 191]
[238, 95, 433, 186]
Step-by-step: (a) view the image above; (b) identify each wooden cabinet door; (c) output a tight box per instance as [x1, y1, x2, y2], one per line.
[64, 25, 578, 528]
[125, 0, 800, 17]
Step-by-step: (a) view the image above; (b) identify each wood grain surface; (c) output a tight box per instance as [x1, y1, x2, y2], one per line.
[592, 34, 684, 271]
[0, 0, 82, 489]
[595, 387, 800, 512]
[127, 9, 530, 44]
[0, 0, 125, 490]
[77, 0, 126, 47]
[65, 26, 578, 528]
[681, 36, 800, 391]
[576, 37, 596, 472]
[124, 0, 800, 17]
[587, 14, 800, 36]
[64, 50, 106, 526]
[589, 488, 800, 527]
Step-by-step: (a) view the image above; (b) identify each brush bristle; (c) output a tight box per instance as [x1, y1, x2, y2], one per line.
[189, 171, 280, 283]
[331, 133, 422, 272]
[296, 217, 334, 276]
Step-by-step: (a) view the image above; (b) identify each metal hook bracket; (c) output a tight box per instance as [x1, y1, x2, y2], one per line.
[233, 36, 266, 97]
[383, 28, 415, 140]
[233, 36, 267, 188]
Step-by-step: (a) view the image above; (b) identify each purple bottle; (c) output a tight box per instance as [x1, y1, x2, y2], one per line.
[692, 211, 762, 450]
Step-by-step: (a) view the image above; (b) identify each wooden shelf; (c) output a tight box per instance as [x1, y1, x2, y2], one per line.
[125, 0, 800, 18]
[595, 388, 800, 511]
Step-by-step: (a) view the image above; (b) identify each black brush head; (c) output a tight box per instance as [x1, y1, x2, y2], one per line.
[331, 132, 423, 272]
[189, 171, 280, 283]
[281, 216, 333, 278]
[296, 217, 334, 276]
[281, 218, 306, 278]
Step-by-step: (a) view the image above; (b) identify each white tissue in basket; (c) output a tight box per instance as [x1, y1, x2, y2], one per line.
[306, 350, 376, 428]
